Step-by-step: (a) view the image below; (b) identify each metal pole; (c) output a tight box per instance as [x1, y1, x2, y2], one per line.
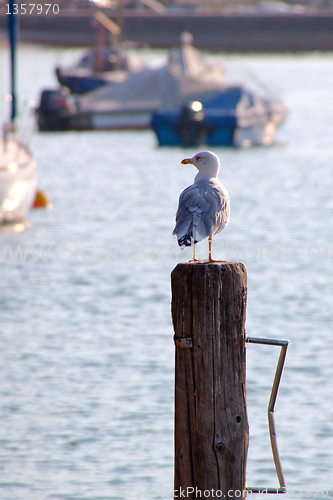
[246, 336, 289, 494]
[8, 0, 17, 122]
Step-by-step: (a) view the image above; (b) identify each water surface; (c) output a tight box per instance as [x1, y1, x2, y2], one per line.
[0, 46, 333, 499]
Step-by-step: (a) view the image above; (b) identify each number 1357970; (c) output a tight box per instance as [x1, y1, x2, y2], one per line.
[6, 4, 60, 14]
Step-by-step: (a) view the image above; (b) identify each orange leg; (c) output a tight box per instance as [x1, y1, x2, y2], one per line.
[191, 243, 200, 262]
[208, 237, 226, 263]
[208, 237, 213, 262]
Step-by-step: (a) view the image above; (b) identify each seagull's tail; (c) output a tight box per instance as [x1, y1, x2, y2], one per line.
[177, 233, 198, 248]
[173, 220, 198, 248]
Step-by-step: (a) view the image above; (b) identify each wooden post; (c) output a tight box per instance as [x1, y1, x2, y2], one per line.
[171, 262, 249, 499]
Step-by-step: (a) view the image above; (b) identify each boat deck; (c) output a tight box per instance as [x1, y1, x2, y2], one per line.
[0, 138, 33, 172]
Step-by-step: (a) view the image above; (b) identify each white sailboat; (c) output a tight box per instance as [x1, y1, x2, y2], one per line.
[0, 0, 37, 224]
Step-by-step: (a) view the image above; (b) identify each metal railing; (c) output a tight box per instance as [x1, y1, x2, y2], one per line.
[246, 336, 289, 494]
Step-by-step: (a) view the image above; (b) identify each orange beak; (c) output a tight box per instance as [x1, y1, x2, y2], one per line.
[181, 158, 192, 165]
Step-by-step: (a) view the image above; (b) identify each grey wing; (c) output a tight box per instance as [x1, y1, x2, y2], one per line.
[173, 181, 230, 247]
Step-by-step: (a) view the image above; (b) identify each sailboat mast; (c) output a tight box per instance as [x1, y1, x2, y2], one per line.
[8, 0, 16, 122]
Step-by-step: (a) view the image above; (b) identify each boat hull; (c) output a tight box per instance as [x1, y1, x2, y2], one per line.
[57, 72, 107, 94]
[151, 115, 279, 148]
[0, 139, 38, 224]
[151, 88, 287, 147]
[56, 68, 131, 95]
[37, 105, 153, 131]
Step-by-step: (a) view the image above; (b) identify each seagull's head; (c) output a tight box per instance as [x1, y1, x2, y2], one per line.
[181, 151, 220, 179]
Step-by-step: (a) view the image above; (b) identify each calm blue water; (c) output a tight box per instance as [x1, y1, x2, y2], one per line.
[0, 45, 333, 499]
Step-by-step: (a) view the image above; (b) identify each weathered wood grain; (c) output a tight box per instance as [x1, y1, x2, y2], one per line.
[171, 262, 248, 499]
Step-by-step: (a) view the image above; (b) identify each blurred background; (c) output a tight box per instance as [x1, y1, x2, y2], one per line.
[0, 1, 333, 499]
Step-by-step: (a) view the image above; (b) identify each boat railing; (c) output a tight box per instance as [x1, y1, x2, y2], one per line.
[1, 100, 36, 163]
[16, 100, 37, 149]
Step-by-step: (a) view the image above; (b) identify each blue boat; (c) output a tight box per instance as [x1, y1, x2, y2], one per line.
[151, 86, 287, 148]
[55, 47, 143, 95]
[55, 9, 144, 95]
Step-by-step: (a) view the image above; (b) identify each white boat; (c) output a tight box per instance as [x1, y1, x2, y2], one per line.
[0, 0, 38, 224]
[37, 34, 227, 132]
[0, 126, 37, 224]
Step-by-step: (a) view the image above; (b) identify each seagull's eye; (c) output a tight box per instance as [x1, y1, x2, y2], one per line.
[196, 156, 201, 161]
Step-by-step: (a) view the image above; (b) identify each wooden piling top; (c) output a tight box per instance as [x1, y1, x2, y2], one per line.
[172, 261, 248, 498]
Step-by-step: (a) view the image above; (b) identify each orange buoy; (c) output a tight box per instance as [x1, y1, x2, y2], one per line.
[33, 189, 52, 209]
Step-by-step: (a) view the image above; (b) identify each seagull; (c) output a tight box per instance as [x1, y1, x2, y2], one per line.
[173, 151, 230, 262]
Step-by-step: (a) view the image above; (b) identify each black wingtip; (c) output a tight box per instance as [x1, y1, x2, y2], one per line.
[178, 233, 198, 247]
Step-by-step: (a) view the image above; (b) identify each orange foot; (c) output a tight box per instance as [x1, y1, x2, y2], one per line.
[208, 256, 227, 263]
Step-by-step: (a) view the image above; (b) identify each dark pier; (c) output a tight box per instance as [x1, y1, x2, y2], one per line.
[2, 9, 333, 51]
